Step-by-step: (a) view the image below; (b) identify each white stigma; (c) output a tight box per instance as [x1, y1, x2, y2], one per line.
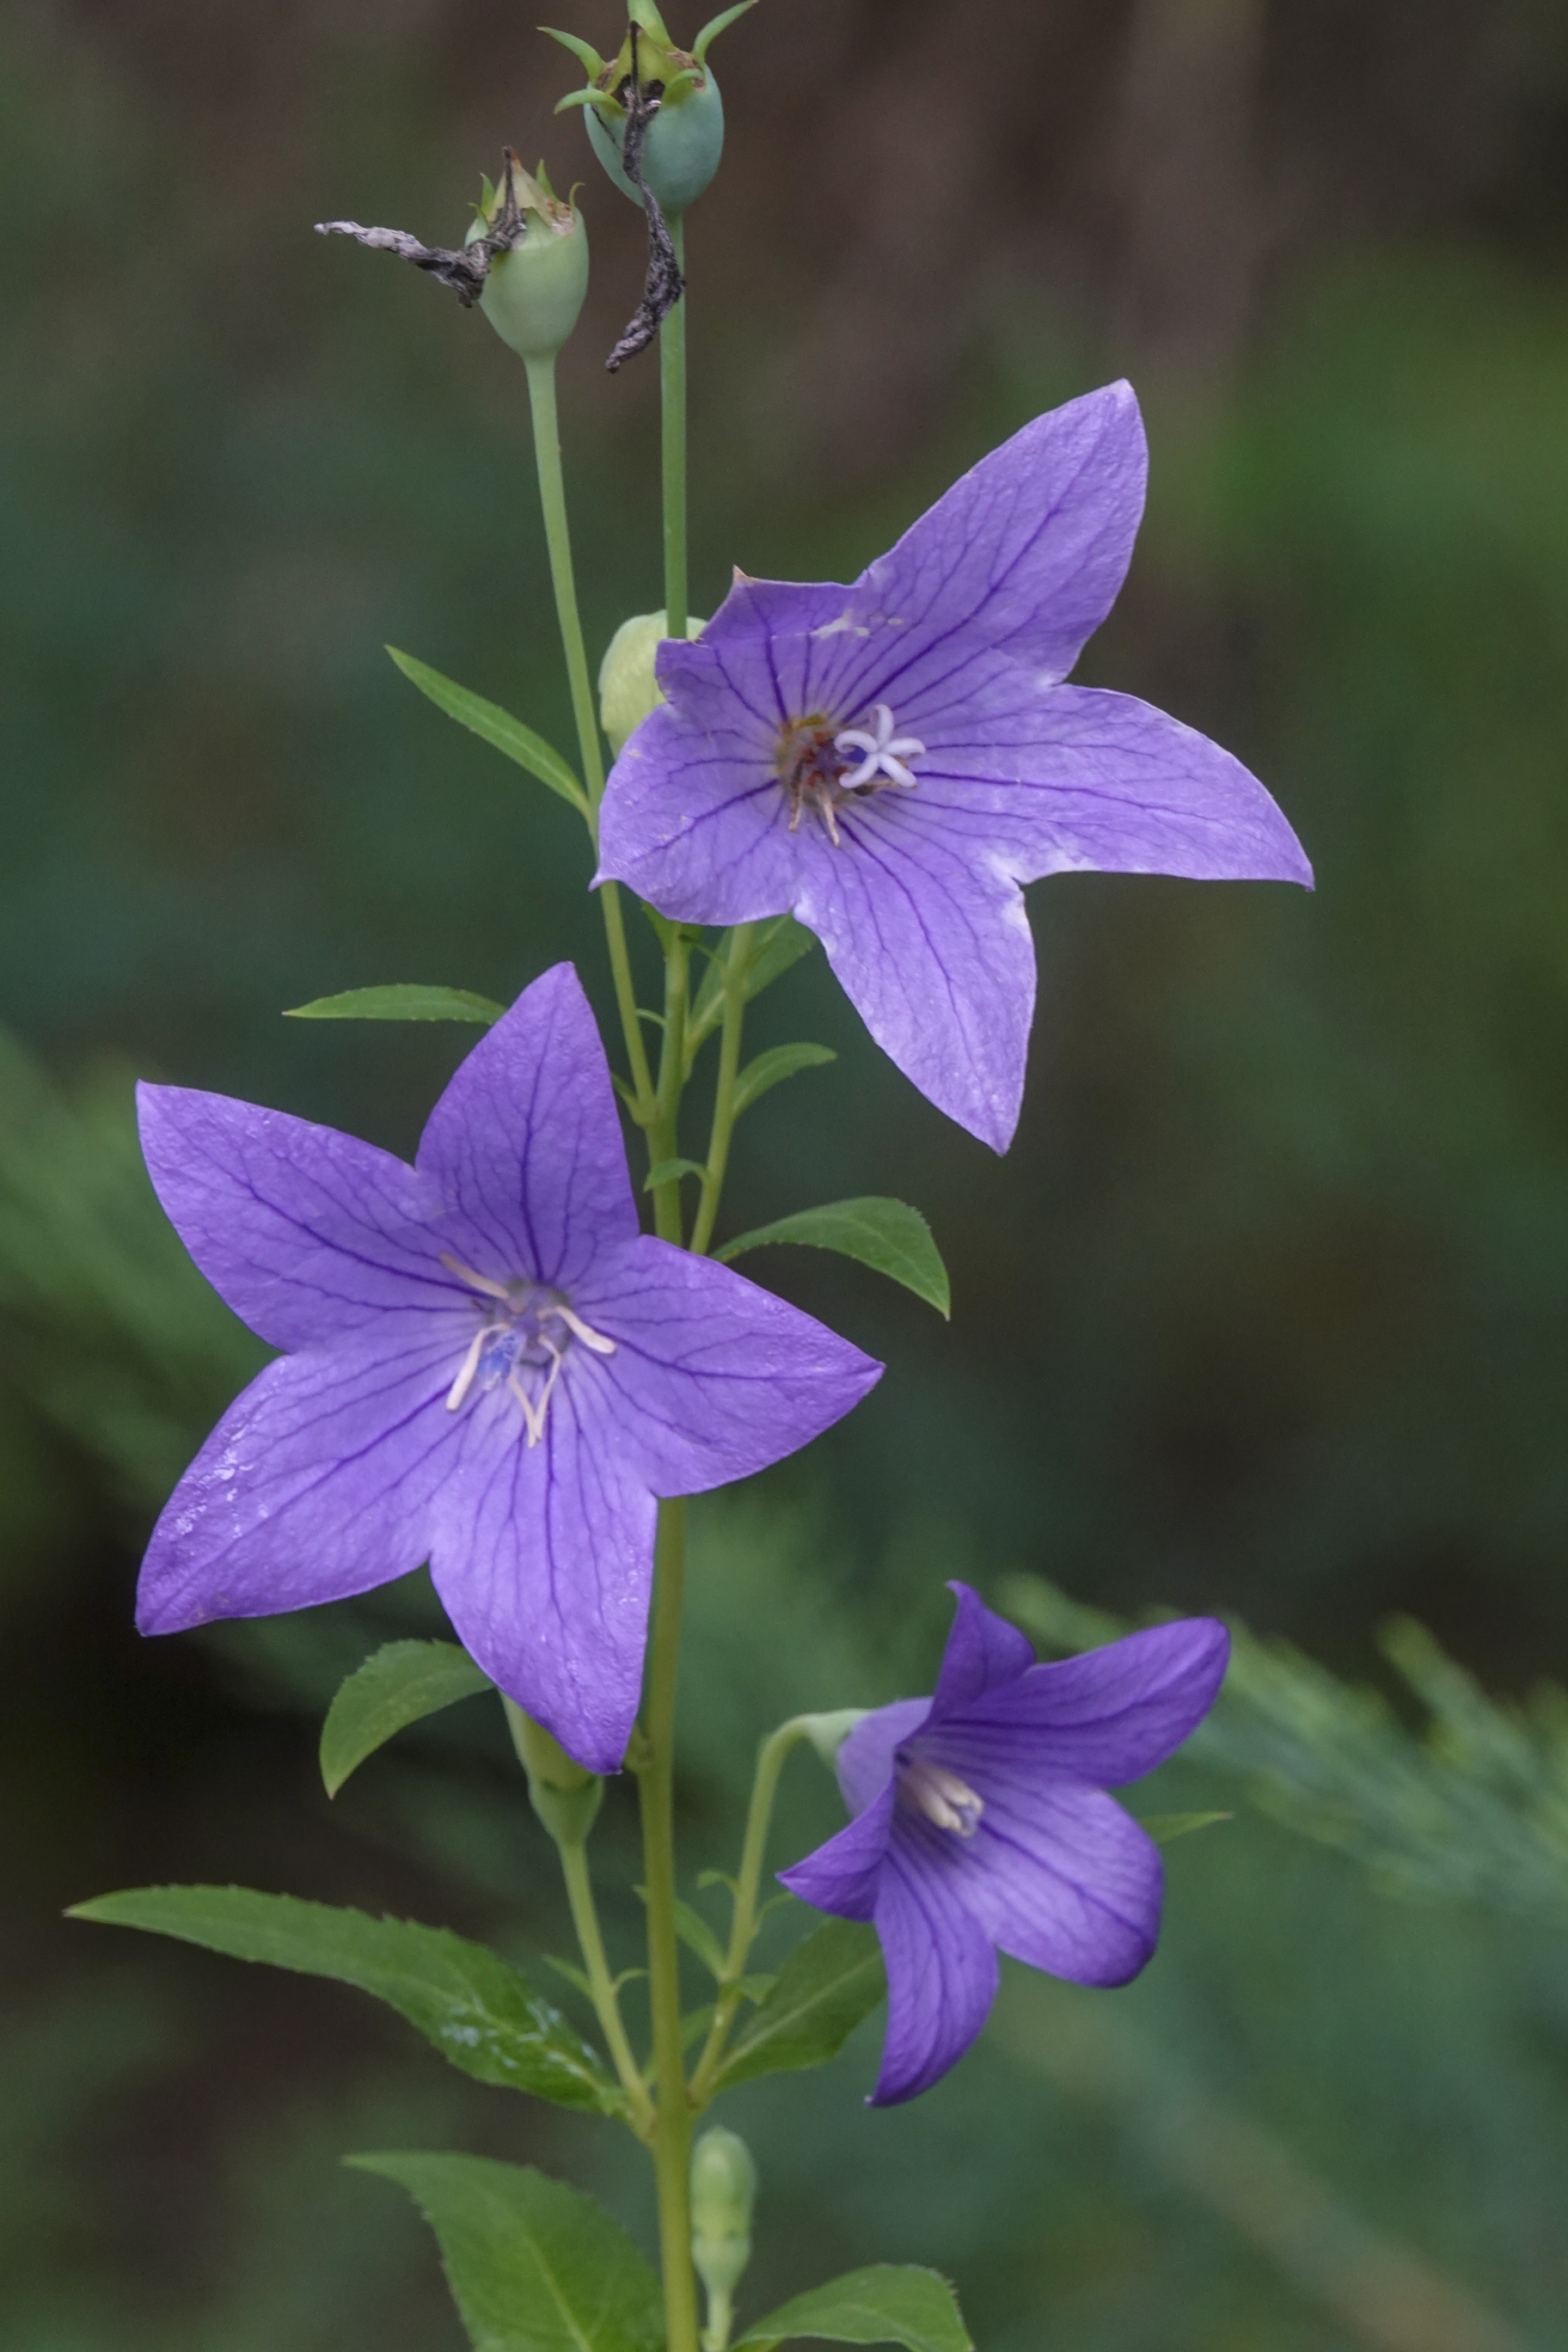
[834, 703, 926, 793]
[439, 1254, 615, 1445]
[897, 1755, 984, 1837]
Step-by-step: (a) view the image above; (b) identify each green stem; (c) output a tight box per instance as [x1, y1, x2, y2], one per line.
[557, 1839, 656, 2138]
[522, 353, 656, 1115]
[688, 924, 755, 1258]
[647, 928, 690, 1244]
[688, 1715, 814, 2106]
[661, 215, 688, 643]
[638, 1498, 701, 2352]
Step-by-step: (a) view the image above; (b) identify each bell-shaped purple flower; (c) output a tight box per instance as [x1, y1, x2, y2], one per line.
[135, 965, 880, 1771]
[596, 382, 1311, 1152]
[780, 1583, 1228, 2104]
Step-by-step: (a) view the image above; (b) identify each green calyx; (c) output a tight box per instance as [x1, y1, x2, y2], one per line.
[542, 3, 759, 213]
[504, 1697, 605, 1847]
[468, 151, 589, 362]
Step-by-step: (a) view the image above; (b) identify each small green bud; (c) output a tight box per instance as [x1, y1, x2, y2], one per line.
[503, 1696, 604, 1847]
[690, 2127, 757, 2352]
[469, 153, 589, 363]
[598, 609, 707, 753]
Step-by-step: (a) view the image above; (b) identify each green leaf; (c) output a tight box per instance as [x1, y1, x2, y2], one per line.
[643, 1157, 707, 1192]
[717, 1197, 950, 1319]
[387, 648, 589, 817]
[732, 1043, 836, 1118]
[688, 916, 817, 1058]
[714, 1917, 885, 2091]
[671, 1898, 726, 1980]
[320, 1641, 493, 1798]
[70, 1888, 622, 2115]
[285, 984, 504, 1026]
[737, 2268, 971, 2352]
[1140, 1810, 1234, 1844]
[693, 0, 759, 64]
[351, 2154, 664, 2352]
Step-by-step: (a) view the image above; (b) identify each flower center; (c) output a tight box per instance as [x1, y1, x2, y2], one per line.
[895, 1749, 984, 1837]
[775, 703, 925, 848]
[440, 1254, 616, 1448]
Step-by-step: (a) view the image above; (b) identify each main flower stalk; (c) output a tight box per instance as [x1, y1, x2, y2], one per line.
[639, 1497, 701, 2352]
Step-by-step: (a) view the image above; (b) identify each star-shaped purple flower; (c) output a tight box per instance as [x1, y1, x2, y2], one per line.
[597, 382, 1311, 1151]
[135, 964, 880, 1771]
[779, 1583, 1228, 2104]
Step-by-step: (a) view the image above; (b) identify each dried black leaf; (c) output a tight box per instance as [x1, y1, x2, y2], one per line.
[604, 28, 686, 372]
[315, 150, 534, 312]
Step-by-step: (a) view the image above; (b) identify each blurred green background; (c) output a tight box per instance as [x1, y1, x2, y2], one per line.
[4, 0, 1568, 2345]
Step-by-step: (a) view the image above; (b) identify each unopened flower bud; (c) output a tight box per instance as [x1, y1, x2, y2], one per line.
[690, 2126, 757, 2352]
[469, 155, 589, 363]
[598, 609, 707, 753]
[504, 1696, 604, 1847]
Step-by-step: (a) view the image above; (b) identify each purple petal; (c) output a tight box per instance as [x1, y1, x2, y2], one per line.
[572, 1237, 882, 1495]
[836, 1698, 931, 1816]
[777, 1779, 897, 1921]
[868, 1831, 999, 2104]
[138, 1324, 467, 1634]
[795, 807, 1034, 1151]
[925, 1582, 1036, 1726]
[417, 965, 639, 1287]
[947, 1619, 1230, 1783]
[426, 1369, 657, 1774]
[137, 1083, 450, 1351]
[818, 383, 1147, 717]
[911, 682, 1313, 888]
[677, 573, 854, 678]
[915, 1764, 1162, 1987]
[595, 695, 798, 927]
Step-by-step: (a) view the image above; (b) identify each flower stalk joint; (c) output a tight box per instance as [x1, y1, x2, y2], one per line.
[505, 1695, 605, 1846]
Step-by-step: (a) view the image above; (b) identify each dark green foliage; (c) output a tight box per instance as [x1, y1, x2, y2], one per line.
[320, 1643, 495, 1798]
[714, 1920, 887, 2092]
[70, 1889, 622, 2115]
[352, 2156, 664, 2352]
[736, 2267, 971, 2352]
[718, 1200, 950, 1318]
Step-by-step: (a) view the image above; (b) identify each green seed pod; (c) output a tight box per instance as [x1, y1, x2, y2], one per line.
[544, 3, 756, 216]
[584, 70, 726, 217]
[690, 2127, 758, 2352]
[469, 155, 589, 363]
[503, 1696, 603, 1847]
[598, 609, 707, 754]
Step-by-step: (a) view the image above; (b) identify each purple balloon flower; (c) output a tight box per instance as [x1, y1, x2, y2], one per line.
[135, 964, 880, 1771]
[597, 382, 1311, 1151]
[779, 1583, 1228, 2104]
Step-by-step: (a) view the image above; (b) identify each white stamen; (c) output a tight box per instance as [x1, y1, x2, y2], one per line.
[439, 1251, 513, 1303]
[541, 1302, 617, 1354]
[511, 1336, 567, 1448]
[509, 1369, 547, 1446]
[445, 1326, 487, 1412]
[441, 1250, 609, 1447]
[834, 702, 926, 793]
[898, 1756, 984, 1837]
